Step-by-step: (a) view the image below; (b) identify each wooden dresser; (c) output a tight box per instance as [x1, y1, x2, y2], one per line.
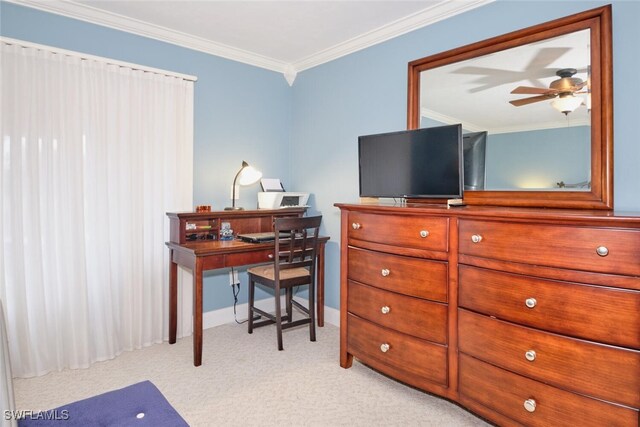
[336, 203, 640, 426]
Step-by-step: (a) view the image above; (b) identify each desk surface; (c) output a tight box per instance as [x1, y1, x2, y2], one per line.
[167, 236, 329, 256]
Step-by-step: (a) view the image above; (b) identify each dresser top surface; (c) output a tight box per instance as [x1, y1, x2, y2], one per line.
[334, 202, 640, 225]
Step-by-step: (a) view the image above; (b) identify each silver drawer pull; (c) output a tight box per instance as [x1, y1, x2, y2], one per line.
[596, 246, 609, 257]
[471, 234, 483, 243]
[525, 298, 537, 309]
[351, 222, 361, 230]
[420, 230, 429, 238]
[381, 306, 390, 314]
[523, 399, 537, 413]
[381, 268, 390, 277]
[525, 350, 537, 362]
[268, 254, 274, 259]
[380, 343, 390, 353]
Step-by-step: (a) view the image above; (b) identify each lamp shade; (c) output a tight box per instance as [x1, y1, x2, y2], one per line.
[551, 94, 583, 115]
[237, 162, 262, 186]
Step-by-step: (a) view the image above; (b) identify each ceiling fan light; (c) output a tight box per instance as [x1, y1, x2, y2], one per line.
[551, 94, 583, 115]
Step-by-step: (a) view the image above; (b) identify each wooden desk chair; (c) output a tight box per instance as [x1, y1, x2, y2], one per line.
[247, 215, 322, 350]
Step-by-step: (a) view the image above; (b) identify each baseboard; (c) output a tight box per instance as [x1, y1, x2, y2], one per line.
[203, 297, 340, 330]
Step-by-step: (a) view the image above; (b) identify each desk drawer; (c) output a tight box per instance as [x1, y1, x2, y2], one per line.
[458, 309, 640, 408]
[348, 247, 448, 302]
[225, 249, 273, 266]
[347, 314, 447, 387]
[348, 212, 448, 251]
[459, 265, 640, 349]
[459, 220, 640, 276]
[348, 280, 447, 344]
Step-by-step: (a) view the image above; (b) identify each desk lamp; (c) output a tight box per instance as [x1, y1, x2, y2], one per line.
[225, 161, 262, 210]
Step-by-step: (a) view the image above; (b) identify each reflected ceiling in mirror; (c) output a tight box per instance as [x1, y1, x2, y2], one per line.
[420, 30, 590, 135]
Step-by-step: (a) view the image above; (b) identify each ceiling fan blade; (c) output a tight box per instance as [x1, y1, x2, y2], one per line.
[571, 81, 587, 91]
[509, 94, 554, 107]
[511, 86, 557, 95]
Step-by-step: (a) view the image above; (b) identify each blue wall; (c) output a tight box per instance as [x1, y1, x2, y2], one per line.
[2, 1, 639, 314]
[487, 126, 590, 190]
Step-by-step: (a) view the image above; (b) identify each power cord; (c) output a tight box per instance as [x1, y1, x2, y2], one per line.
[230, 267, 247, 324]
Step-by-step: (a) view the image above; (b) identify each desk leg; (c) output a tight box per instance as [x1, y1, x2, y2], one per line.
[317, 243, 325, 327]
[193, 257, 203, 367]
[169, 252, 178, 344]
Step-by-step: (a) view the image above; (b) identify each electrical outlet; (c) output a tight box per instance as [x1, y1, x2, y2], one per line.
[228, 270, 239, 286]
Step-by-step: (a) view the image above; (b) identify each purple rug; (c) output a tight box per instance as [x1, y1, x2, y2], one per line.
[18, 380, 188, 426]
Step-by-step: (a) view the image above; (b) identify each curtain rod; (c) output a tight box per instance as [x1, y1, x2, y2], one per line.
[0, 36, 198, 82]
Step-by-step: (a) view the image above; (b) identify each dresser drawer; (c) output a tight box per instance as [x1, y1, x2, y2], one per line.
[458, 309, 640, 408]
[348, 280, 447, 344]
[348, 247, 448, 302]
[459, 265, 640, 348]
[347, 314, 447, 386]
[459, 220, 640, 276]
[348, 212, 448, 251]
[459, 354, 639, 427]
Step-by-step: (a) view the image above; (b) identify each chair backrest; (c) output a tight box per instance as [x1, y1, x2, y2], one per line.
[273, 216, 322, 277]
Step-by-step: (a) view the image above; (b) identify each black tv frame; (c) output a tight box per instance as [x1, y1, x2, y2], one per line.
[358, 124, 463, 199]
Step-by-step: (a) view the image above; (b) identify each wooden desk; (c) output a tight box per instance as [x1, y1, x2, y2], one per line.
[165, 208, 328, 366]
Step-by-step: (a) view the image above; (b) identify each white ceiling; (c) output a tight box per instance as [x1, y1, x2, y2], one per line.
[8, 0, 493, 83]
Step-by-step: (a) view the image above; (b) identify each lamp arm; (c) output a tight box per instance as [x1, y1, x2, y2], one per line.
[230, 168, 243, 209]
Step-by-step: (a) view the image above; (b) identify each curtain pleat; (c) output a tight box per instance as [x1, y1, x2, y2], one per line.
[0, 41, 194, 378]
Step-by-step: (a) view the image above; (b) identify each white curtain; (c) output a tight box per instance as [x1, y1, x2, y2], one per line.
[0, 299, 16, 427]
[0, 40, 195, 377]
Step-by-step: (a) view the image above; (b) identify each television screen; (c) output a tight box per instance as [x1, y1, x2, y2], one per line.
[358, 124, 463, 198]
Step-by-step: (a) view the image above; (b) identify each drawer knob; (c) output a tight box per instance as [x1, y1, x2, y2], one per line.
[351, 222, 361, 230]
[381, 306, 390, 314]
[420, 230, 429, 238]
[523, 399, 537, 413]
[525, 298, 537, 309]
[268, 254, 274, 259]
[525, 350, 537, 362]
[471, 234, 483, 243]
[380, 343, 390, 353]
[596, 246, 609, 257]
[381, 268, 390, 277]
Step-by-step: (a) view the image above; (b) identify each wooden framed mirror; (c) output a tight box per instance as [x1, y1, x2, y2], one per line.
[407, 5, 612, 209]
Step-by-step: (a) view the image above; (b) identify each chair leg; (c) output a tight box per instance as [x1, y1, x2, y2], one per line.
[286, 288, 293, 323]
[248, 277, 255, 334]
[275, 284, 283, 351]
[309, 281, 316, 342]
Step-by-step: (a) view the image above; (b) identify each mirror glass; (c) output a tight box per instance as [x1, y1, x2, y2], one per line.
[419, 29, 591, 191]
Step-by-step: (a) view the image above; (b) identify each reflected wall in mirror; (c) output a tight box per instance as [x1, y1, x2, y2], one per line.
[408, 5, 613, 209]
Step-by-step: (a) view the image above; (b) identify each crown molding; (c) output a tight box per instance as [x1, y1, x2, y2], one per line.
[292, 0, 494, 73]
[421, 107, 485, 133]
[6, 0, 493, 83]
[421, 107, 590, 135]
[4, 0, 290, 74]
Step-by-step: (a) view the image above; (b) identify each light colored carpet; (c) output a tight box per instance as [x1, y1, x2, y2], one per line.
[14, 322, 489, 426]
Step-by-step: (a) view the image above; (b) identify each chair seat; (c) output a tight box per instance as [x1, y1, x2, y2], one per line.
[247, 265, 310, 281]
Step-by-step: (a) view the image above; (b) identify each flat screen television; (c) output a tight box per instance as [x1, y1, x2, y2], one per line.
[358, 124, 463, 198]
